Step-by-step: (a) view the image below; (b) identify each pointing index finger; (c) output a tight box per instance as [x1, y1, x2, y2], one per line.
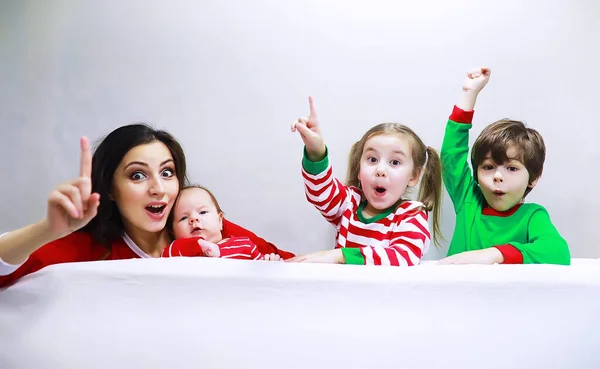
[308, 96, 317, 120]
[80, 136, 92, 178]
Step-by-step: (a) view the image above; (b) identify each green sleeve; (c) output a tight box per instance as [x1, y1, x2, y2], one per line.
[341, 248, 365, 265]
[440, 120, 478, 213]
[508, 208, 571, 265]
[302, 146, 329, 175]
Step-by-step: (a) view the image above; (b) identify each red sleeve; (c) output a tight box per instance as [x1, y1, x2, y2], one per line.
[494, 245, 524, 264]
[219, 237, 263, 260]
[449, 105, 474, 124]
[162, 236, 263, 260]
[221, 219, 295, 259]
[161, 237, 204, 257]
[0, 232, 105, 289]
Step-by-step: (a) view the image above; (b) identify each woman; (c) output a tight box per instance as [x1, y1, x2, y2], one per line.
[0, 124, 293, 288]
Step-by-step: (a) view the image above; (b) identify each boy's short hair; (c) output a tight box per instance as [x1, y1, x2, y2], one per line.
[471, 119, 546, 197]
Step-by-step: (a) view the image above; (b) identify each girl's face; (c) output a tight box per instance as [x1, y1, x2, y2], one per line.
[111, 141, 180, 240]
[357, 134, 420, 215]
[171, 188, 223, 242]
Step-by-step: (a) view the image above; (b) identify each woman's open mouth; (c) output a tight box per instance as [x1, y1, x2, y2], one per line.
[145, 203, 167, 219]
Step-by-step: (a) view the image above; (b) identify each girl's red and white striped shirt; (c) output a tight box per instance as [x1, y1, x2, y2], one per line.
[303, 162, 430, 266]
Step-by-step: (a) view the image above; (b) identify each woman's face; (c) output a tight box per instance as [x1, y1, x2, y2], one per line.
[111, 141, 180, 238]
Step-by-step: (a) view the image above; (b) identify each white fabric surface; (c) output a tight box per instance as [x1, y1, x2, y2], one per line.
[0, 258, 599, 369]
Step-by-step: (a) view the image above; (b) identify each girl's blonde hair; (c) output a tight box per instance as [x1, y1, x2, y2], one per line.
[346, 123, 443, 246]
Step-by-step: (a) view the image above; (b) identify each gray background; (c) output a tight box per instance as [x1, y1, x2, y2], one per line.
[1, 0, 598, 259]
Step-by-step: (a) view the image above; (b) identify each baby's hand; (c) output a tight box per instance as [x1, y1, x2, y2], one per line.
[197, 239, 221, 258]
[291, 96, 326, 161]
[262, 253, 283, 262]
[463, 67, 491, 94]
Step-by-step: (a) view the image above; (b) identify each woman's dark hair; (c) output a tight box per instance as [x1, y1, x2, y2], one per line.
[79, 123, 187, 247]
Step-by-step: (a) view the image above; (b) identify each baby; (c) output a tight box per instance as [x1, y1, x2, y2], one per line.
[162, 185, 281, 261]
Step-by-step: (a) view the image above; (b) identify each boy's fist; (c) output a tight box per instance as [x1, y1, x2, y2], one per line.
[463, 67, 491, 93]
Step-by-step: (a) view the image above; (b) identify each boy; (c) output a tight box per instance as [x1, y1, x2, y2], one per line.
[439, 67, 570, 265]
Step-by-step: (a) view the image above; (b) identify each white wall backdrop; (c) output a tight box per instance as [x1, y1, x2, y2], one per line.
[1, 0, 598, 258]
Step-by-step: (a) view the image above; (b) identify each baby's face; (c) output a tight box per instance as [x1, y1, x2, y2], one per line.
[172, 188, 223, 242]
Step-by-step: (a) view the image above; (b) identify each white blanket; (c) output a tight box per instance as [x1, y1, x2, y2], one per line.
[0, 258, 599, 369]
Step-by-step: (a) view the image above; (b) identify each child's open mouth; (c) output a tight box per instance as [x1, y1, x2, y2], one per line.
[493, 190, 506, 196]
[374, 187, 387, 197]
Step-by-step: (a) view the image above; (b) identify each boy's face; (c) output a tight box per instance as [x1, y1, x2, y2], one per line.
[476, 146, 538, 212]
[172, 188, 223, 242]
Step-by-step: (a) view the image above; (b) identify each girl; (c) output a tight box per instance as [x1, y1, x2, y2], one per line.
[162, 185, 283, 261]
[0, 124, 291, 288]
[289, 97, 442, 266]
